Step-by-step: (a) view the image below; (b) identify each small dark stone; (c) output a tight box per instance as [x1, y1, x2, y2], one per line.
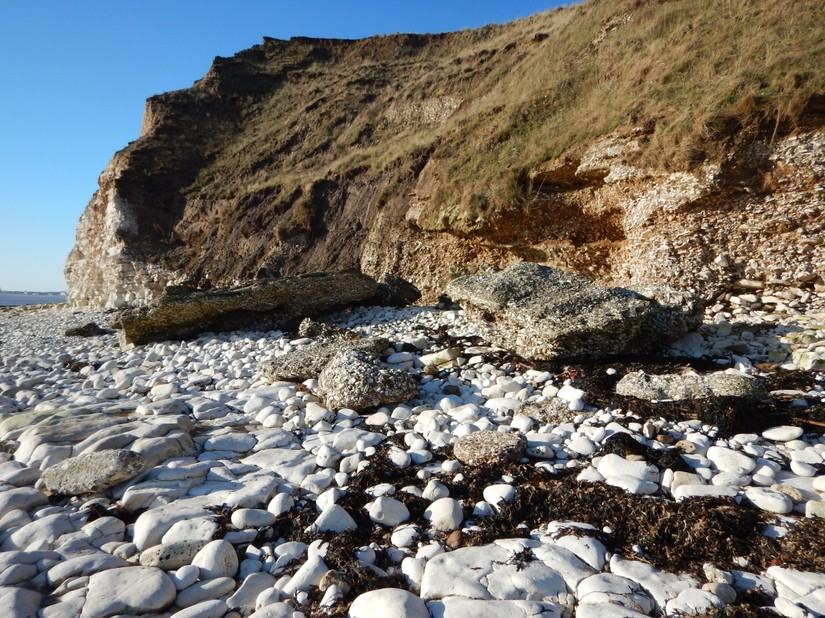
[65, 322, 109, 337]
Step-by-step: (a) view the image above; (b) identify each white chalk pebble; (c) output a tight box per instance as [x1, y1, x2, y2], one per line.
[368, 496, 410, 527]
[482, 484, 516, 510]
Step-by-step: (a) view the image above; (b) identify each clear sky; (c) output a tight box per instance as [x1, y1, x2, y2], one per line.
[0, 0, 565, 292]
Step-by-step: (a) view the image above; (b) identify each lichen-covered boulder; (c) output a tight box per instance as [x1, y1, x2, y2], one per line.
[261, 336, 389, 383]
[446, 262, 701, 361]
[615, 370, 768, 401]
[318, 349, 418, 411]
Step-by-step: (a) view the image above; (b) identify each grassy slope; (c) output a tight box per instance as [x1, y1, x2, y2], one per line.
[129, 0, 823, 268]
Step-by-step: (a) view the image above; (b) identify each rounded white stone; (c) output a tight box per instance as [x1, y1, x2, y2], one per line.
[390, 524, 420, 548]
[267, 493, 294, 517]
[311, 504, 357, 533]
[790, 460, 816, 477]
[605, 475, 659, 495]
[745, 487, 793, 514]
[231, 508, 277, 529]
[191, 540, 239, 579]
[672, 484, 738, 501]
[169, 599, 228, 618]
[422, 480, 449, 501]
[423, 498, 463, 532]
[706, 446, 756, 475]
[597, 454, 659, 482]
[805, 500, 825, 519]
[281, 554, 328, 597]
[368, 497, 410, 527]
[315, 445, 341, 468]
[365, 411, 391, 426]
[388, 446, 411, 468]
[568, 436, 597, 456]
[762, 426, 804, 442]
[175, 577, 236, 608]
[557, 383, 585, 402]
[349, 588, 429, 618]
[170, 564, 200, 591]
[482, 484, 516, 508]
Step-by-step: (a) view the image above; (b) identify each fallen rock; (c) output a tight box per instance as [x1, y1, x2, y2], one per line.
[41, 449, 146, 495]
[370, 272, 422, 307]
[453, 430, 526, 466]
[260, 336, 388, 382]
[64, 322, 110, 337]
[297, 317, 350, 339]
[615, 371, 767, 401]
[318, 349, 418, 411]
[446, 263, 701, 360]
[112, 271, 378, 345]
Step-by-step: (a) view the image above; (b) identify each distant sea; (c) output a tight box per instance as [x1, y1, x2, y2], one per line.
[0, 292, 67, 307]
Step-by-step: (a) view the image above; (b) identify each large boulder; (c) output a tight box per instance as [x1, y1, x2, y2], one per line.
[318, 349, 418, 411]
[112, 271, 378, 345]
[446, 263, 702, 361]
[260, 336, 389, 383]
[615, 370, 768, 401]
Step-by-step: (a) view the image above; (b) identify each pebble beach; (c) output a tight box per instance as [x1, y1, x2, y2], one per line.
[1, 298, 824, 618]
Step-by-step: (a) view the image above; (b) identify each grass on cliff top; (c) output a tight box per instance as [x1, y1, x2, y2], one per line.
[170, 0, 823, 233]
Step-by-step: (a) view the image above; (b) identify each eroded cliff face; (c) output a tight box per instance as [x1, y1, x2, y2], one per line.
[364, 129, 825, 303]
[65, 0, 825, 308]
[65, 156, 183, 307]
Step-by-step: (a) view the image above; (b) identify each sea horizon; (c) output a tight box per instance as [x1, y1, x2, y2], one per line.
[0, 290, 67, 307]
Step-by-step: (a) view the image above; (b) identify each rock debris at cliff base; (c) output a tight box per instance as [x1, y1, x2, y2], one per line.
[0, 297, 824, 618]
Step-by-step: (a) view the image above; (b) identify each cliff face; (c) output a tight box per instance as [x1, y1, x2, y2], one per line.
[66, 0, 825, 308]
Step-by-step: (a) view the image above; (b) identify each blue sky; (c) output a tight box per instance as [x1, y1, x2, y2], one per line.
[0, 1, 564, 291]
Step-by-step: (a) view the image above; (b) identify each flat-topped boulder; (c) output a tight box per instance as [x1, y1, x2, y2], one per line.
[446, 263, 702, 361]
[616, 370, 768, 401]
[111, 271, 378, 345]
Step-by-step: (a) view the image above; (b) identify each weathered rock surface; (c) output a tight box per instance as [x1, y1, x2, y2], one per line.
[371, 273, 422, 307]
[260, 336, 388, 383]
[81, 566, 176, 617]
[453, 430, 527, 466]
[111, 271, 378, 344]
[41, 449, 146, 495]
[64, 322, 110, 337]
[616, 370, 768, 401]
[446, 263, 702, 360]
[318, 349, 418, 411]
